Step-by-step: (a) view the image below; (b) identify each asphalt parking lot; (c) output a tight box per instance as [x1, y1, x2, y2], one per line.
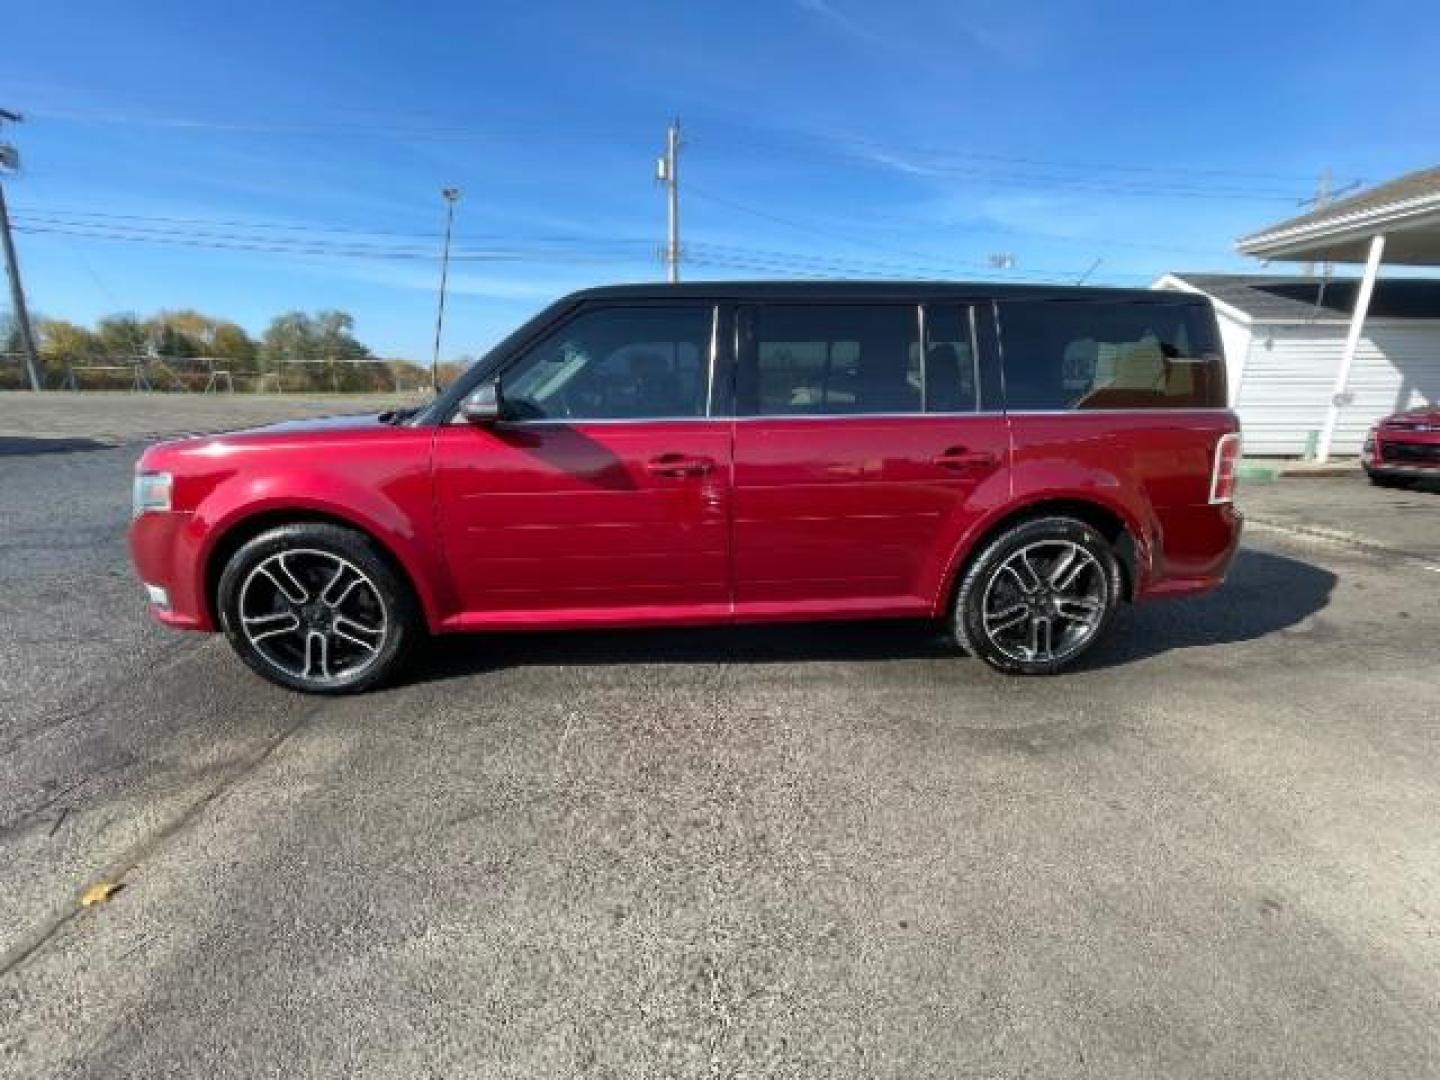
[2, 402, 1438, 1078]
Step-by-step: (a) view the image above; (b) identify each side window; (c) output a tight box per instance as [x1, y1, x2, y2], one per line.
[998, 300, 1224, 410]
[922, 305, 979, 413]
[743, 305, 921, 415]
[503, 306, 712, 420]
[743, 308, 921, 417]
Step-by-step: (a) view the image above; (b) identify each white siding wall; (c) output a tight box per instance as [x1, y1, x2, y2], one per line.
[1214, 308, 1252, 407]
[1236, 322, 1440, 456]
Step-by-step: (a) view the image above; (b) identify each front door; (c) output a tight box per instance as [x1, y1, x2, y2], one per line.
[731, 302, 1009, 617]
[433, 303, 731, 628]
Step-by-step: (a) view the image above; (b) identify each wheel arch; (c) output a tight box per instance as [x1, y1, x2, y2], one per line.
[938, 495, 1143, 615]
[203, 507, 434, 632]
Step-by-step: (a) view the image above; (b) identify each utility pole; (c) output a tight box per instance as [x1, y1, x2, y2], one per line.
[656, 119, 681, 283]
[1299, 168, 1359, 278]
[0, 108, 42, 392]
[1302, 169, 1332, 279]
[430, 187, 461, 395]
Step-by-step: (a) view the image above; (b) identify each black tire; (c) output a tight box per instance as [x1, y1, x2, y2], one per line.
[953, 516, 1122, 676]
[1367, 472, 1412, 489]
[217, 522, 421, 694]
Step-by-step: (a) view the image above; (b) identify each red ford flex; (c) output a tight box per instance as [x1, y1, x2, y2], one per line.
[129, 283, 1243, 693]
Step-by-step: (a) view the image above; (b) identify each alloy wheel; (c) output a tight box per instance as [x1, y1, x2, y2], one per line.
[980, 540, 1107, 664]
[237, 548, 389, 686]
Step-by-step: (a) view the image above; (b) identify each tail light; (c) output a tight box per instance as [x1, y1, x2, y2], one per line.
[1209, 432, 1242, 504]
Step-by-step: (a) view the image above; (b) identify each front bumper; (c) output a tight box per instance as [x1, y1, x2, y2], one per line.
[1367, 431, 1440, 473]
[128, 510, 210, 630]
[1366, 463, 1440, 478]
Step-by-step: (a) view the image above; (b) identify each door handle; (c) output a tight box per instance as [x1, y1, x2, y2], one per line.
[932, 446, 997, 470]
[646, 453, 714, 478]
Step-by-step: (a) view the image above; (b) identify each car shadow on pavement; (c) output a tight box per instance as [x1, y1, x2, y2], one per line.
[412, 548, 1336, 683]
[1078, 547, 1337, 670]
[0, 436, 114, 456]
[420, 617, 958, 681]
[1396, 476, 1440, 495]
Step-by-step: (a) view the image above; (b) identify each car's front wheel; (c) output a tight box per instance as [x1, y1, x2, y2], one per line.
[217, 522, 420, 694]
[953, 516, 1122, 675]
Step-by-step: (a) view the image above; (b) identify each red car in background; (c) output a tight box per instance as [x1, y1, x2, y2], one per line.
[1364, 406, 1440, 487]
[129, 282, 1243, 694]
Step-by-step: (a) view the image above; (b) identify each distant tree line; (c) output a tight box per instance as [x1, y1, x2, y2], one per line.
[0, 308, 446, 392]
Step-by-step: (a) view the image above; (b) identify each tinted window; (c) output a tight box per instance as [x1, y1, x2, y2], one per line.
[998, 300, 1223, 410]
[922, 305, 979, 413]
[744, 305, 921, 415]
[503, 306, 712, 420]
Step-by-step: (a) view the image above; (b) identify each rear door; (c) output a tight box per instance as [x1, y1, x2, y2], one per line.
[432, 302, 731, 626]
[731, 301, 1009, 617]
[996, 297, 1235, 584]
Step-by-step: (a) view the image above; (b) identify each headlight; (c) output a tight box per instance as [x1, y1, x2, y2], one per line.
[132, 471, 173, 517]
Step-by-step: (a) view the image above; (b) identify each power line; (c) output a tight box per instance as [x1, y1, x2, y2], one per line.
[17, 218, 1125, 282]
[12, 220, 655, 262]
[33, 104, 1323, 197]
[11, 206, 655, 248]
[18, 200, 1226, 263]
[12, 223, 535, 261]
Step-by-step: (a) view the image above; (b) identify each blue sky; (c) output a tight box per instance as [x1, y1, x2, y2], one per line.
[5, 0, 1439, 359]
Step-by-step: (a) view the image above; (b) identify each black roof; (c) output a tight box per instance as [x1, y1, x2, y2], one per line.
[1171, 273, 1440, 321]
[565, 280, 1195, 305]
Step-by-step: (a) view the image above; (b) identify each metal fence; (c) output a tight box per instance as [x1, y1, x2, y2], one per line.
[0, 353, 421, 393]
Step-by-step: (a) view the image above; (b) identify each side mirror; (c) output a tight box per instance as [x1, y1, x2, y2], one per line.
[459, 380, 504, 424]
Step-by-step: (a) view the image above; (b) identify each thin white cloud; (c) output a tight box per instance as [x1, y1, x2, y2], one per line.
[791, 0, 886, 48]
[853, 146, 947, 179]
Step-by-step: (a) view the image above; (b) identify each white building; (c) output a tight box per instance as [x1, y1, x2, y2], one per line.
[1152, 272, 1440, 456]
[1154, 165, 1440, 458]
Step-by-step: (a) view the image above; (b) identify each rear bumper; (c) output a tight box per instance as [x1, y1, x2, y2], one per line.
[1138, 503, 1243, 601]
[128, 511, 213, 631]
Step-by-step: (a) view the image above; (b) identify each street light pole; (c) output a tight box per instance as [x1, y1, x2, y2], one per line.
[430, 187, 461, 395]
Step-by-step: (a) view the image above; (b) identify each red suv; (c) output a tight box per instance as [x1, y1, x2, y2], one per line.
[1363, 405, 1440, 486]
[129, 283, 1242, 693]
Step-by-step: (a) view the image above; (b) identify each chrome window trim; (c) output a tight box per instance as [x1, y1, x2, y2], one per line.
[1000, 407, 1234, 416]
[489, 416, 732, 427]
[480, 406, 1235, 427]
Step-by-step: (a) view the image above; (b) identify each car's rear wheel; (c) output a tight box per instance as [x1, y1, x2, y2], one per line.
[217, 523, 419, 694]
[953, 516, 1122, 675]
